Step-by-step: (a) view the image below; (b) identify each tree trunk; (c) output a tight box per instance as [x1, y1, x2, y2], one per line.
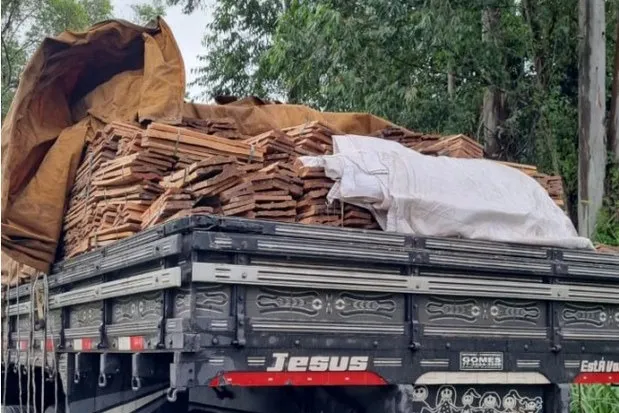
[578, 0, 606, 237]
[481, 8, 505, 158]
[609, 9, 619, 162]
[447, 61, 455, 99]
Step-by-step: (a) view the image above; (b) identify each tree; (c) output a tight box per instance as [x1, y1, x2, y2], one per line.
[1, 0, 113, 120]
[190, 0, 285, 99]
[577, 0, 606, 237]
[130, 0, 166, 25]
[609, 7, 619, 163]
[480, 6, 506, 158]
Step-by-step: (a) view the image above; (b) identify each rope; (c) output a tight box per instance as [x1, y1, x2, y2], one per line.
[173, 128, 181, 158]
[27, 276, 35, 412]
[41, 273, 48, 413]
[3, 283, 10, 404]
[16, 281, 23, 411]
[48, 279, 57, 413]
[182, 166, 188, 187]
[31, 275, 41, 413]
[249, 144, 255, 164]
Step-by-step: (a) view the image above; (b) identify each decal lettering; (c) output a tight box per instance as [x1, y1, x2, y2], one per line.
[460, 352, 504, 371]
[580, 359, 619, 373]
[265, 353, 369, 372]
[266, 352, 289, 372]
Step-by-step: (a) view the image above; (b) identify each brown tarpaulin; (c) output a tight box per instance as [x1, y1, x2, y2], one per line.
[1, 19, 395, 274]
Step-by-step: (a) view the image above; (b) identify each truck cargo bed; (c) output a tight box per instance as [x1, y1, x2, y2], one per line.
[2, 215, 618, 413]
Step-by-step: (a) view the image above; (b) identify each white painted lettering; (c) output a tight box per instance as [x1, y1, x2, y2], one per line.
[288, 357, 309, 371]
[266, 352, 289, 372]
[328, 356, 350, 371]
[349, 356, 369, 371]
[309, 356, 329, 371]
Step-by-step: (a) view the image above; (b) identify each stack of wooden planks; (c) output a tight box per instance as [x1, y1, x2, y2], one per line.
[295, 165, 340, 225]
[61, 117, 569, 261]
[292, 164, 377, 228]
[140, 188, 194, 229]
[88, 151, 169, 248]
[497, 161, 565, 208]
[244, 129, 296, 165]
[596, 244, 619, 255]
[374, 128, 483, 158]
[180, 116, 243, 140]
[62, 124, 126, 257]
[532, 173, 564, 208]
[165, 206, 216, 222]
[284, 121, 338, 156]
[421, 134, 484, 158]
[373, 126, 441, 151]
[113, 122, 144, 156]
[161, 155, 243, 202]
[242, 162, 302, 222]
[142, 123, 264, 170]
[341, 204, 380, 229]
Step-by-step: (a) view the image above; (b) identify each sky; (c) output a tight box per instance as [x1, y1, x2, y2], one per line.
[112, 0, 214, 98]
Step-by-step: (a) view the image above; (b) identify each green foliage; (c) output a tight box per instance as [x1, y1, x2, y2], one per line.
[190, 0, 284, 98]
[130, 0, 166, 25]
[1, 0, 112, 120]
[166, 0, 203, 14]
[571, 385, 619, 413]
[593, 162, 619, 246]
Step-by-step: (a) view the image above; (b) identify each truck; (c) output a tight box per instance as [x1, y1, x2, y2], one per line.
[2, 214, 618, 413]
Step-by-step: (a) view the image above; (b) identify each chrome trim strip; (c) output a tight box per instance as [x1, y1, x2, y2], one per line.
[192, 263, 619, 304]
[49, 268, 181, 309]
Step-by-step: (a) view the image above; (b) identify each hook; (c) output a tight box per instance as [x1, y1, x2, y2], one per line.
[131, 376, 142, 391]
[167, 387, 178, 403]
[98, 373, 107, 388]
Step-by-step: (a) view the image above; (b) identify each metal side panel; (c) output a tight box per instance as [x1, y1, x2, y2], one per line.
[566, 264, 619, 279]
[183, 214, 411, 247]
[106, 320, 161, 337]
[422, 237, 551, 258]
[417, 296, 549, 339]
[245, 286, 407, 335]
[192, 230, 555, 275]
[425, 252, 552, 275]
[192, 231, 411, 264]
[561, 249, 619, 266]
[48, 267, 182, 309]
[47, 235, 183, 290]
[7, 301, 30, 316]
[556, 302, 619, 341]
[52, 226, 164, 273]
[6, 283, 31, 301]
[191, 262, 619, 304]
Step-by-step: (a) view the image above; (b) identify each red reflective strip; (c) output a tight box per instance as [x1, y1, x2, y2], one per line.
[130, 336, 144, 351]
[209, 371, 387, 387]
[574, 373, 619, 384]
[45, 338, 54, 351]
[83, 338, 94, 350]
[19, 340, 28, 350]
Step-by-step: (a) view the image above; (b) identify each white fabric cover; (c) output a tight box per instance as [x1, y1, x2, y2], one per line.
[300, 134, 593, 249]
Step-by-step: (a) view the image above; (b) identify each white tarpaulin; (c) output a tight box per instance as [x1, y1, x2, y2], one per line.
[300, 134, 593, 249]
